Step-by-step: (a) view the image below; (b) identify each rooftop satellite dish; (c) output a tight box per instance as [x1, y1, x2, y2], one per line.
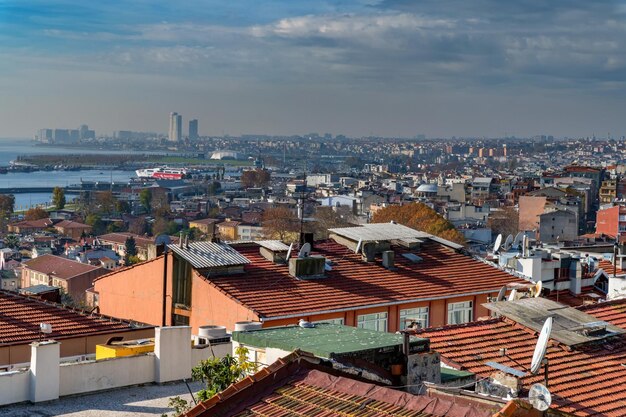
[285, 243, 294, 261]
[530, 316, 553, 375]
[528, 383, 552, 411]
[298, 242, 311, 258]
[493, 234, 503, 254]
[155, 234, 171, 246]
[497, 286, 507, 302]
[589, 257, 596, 271]
[533, 280, 543, 298]
[508, 288, 518, 301]
[503, 234, 513, 250]
[513, 232, 523, 249]
[39, 323, 52, 334]
[355, 238, 363, 254]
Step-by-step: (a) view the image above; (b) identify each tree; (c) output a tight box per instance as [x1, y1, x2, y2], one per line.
[487, 207, 519, 238]
[371, 203, 465, 244]
[4, 234, 19, 249]
[85, 214, 105, 235]
[241, 169, 271, 188]
[139, 189, 152, 213]
[124, 236, 138, 265]
[162, 346, 257, 416]
[313, 206, 355, 239]
[96, 191, 117, 214]
[52, 187, 66, 210]
[262, 206, 299, 241]
[0, 194, 15, 214]
[24, 207, 49, 220]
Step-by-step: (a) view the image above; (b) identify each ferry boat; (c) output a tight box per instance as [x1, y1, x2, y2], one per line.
[135, 167, 188, 180]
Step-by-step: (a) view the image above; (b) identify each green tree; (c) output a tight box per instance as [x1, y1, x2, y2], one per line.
[372, 202, 465, 244]
[139, 189, 152, 213]
[85, 214, 105, 235]
[162, 345, 257, 417]
[124, 236, 138, 265]
[4, 234, 19, 249]
[52, 187, 66, 210]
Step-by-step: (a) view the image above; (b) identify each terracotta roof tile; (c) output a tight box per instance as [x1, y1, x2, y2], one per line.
[22, 254, 106, 280]
[184, 351, 494, 417]
[0, 290, 150, 346]
[209, 241, 527, 319]
[413, 299, 626, 417]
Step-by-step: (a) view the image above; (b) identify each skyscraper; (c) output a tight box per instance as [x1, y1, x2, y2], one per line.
[169, 112, 182, 141]
[189, 119, 198, 140]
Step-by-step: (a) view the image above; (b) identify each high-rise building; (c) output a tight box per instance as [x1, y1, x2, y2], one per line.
[189, 119, 198, 140]
[169, 112, 182, 141]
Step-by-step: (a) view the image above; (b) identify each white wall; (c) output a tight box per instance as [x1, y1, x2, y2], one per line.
[0, 327, 232, 406]
[0, 371, 29, 406]
[192, 343, 232, 366]
[59, 354, 155, 397]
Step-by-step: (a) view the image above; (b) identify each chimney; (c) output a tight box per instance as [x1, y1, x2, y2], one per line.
[382, 250, 395, 269]
[288, 257, 326, 279]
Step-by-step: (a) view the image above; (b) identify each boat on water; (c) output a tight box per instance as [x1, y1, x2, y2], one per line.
[135, 166, 188, 180]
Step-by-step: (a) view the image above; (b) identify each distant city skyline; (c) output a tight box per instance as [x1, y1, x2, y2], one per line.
[2, 1, 626, 138]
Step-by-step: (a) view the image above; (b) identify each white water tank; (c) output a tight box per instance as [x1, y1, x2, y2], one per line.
[234, 321, 263, 332]
[198, 325, 227, 339]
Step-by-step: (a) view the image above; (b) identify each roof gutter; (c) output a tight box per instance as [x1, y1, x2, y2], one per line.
[259, 288, 499, 322]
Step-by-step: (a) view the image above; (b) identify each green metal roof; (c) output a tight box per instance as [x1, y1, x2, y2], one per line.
[440, 367, 475, 383]
[232, 323, 429, 359]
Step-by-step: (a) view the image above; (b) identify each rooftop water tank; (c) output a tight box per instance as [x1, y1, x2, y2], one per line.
[234, 321, 263, 332]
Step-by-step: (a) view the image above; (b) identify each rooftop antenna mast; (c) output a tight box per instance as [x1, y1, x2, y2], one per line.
[299, 158, 307, 246]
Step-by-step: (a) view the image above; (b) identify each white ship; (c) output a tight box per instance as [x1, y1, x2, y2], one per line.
[135, 167, 188, 180]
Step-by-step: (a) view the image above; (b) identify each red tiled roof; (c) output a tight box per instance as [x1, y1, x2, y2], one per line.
[598, 260, 624, 275]
[98, 232, 156, 247]
[55, 220, 91, 229]
[22, 254, 105, 280]
[0, 290, 150, 346]
[413, 299, 626, 417]
[184, 351, 494, 417]
[207, 240, 527, 319]
[11, 218, 53, 228]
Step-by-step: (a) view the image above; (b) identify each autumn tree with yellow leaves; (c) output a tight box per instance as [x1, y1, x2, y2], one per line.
[371, 203, 465, 244]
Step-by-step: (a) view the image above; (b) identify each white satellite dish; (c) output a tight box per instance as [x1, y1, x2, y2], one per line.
[589, 257, 596, 271]
[513, 232, 523, 249]
[508, 288, 518, 301]
[39, 323, 52, 334]
[530, 316, 553, 374]
[493, 234, 503, 253]
[533, 280, 543, 298]
[497, 286, 507, 302]
[354, 238, 363, 254]
[528, 383, 552, 411]
[298, 242, 311, 258]
[285, 243, 294, 261]
[503, 234, 513, 250]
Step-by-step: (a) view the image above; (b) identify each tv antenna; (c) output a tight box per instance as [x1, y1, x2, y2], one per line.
[493, 234, 503, 254]
[528, 383, 552, 411]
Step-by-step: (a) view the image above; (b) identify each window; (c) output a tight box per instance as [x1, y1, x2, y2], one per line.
[313, 318, 344, 325]
[399, 307, 429, 330]
[357, 312, 388, 332]
[447, 301, 473, 325]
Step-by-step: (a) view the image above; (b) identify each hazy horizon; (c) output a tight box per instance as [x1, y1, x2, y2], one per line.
[2, 1, 626, 139]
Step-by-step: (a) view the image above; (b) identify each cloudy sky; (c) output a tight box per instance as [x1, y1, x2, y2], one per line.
[1, 0, 626, 138]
